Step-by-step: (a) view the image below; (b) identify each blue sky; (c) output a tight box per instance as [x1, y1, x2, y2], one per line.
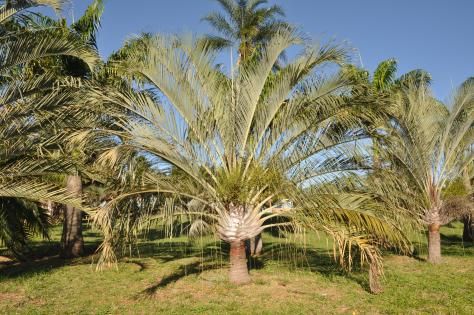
[49, 0, 473, 101]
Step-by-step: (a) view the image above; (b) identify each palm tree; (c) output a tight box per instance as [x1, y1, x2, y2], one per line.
[202, 0, 293, 256]
[380, 79, 474, 263]
[202, 0, 290, 64]
[343, 59, 432, 170]
[344, 58, 432, 92]
[0, 0, 99, 258]
[17, 0, 105, 258]
[72, 30, 409, 292]
[59, 0, 104, 258]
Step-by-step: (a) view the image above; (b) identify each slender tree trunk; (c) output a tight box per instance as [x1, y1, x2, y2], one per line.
[427, 223, 441, 264]
[368, 261, 383, 294]
[463, 215, 473, 242]
[229, 240, 250, 285]
[60, 175, 84, 258]
[462, 168, 473, 242]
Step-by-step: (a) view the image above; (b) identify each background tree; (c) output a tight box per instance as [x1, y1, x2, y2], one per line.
[343, 59, 432, 169]
[202, 0, 290, 64]
[380, 79, 473, 263]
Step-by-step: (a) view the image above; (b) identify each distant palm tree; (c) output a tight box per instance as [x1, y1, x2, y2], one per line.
[344, 58, 431, 93]
[381, 79, 473, 263]
[202, 0, 290, 64]
[75, 30, 409, 291]
[343, 59, 432, 169]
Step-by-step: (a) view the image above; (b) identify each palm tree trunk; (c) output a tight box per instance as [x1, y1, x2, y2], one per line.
[463, 215, 473, 242]
[229, 240, 250, 284]
[427, 223, 441, 263]
[462, 168, 473, 242]
[60, 175, 84, 258]
[368, 261, 383, 294]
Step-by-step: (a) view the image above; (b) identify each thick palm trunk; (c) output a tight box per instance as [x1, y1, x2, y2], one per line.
[229, 240, 250, 284]
[463, 215, 473, 242]
[60, 175, 84, 258]
[427, 223, 441, 263]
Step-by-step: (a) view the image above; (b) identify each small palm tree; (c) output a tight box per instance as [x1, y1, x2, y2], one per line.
[73, 30, 408, 291]
[381, 79, 474, 263]
[202, 0, 290, 63]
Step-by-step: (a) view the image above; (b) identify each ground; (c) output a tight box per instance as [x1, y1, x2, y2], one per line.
[0, 222, 473, 314]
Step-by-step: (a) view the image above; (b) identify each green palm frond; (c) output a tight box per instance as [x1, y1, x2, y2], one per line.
[0, 0, 67, 24]
[0, 197, 50, 260]
[373, 58, 397, 92]
[396, 69, 432, 88]
[0, 28, 99, 74]
[70, 0, 104, 47]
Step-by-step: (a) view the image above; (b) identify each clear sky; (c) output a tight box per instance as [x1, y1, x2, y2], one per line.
[50, 0, 473, 101]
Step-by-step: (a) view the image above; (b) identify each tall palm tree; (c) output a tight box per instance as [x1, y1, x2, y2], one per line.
[202, 0, 290, 64]
[72, 30, 409, 292]
[17, 0, 105, 258]
[381, 79, 474, 263]
[0, 0, 98, 258]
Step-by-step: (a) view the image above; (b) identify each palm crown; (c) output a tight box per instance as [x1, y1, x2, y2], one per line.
[202, 0, 290, 63]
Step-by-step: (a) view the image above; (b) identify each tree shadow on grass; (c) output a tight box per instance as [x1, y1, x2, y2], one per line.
[4, 228, 472, 291]
[440, 233, 474, 256]
[139, 260, 221, 297]
[0, 252, 97, 280]
[0, 234, 99, 280]
[133, 240, 226, 263]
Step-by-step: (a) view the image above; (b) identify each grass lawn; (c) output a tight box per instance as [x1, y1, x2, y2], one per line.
[0, 222, 473, 314]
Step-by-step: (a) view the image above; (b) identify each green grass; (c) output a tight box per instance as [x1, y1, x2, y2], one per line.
[0, 222, 473, 314]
